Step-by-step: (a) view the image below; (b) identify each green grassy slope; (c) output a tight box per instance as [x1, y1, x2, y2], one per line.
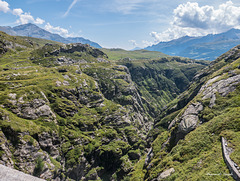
[0, 31, 153, 180]
[101, 48, 168, 61]
[132, 45, 240, 181]
[0, 31, 212, 181]
[117, 57, 209, 111]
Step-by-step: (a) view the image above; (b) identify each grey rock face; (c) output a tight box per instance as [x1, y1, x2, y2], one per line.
[169, 102, 203, 132]
[168, 102, 203, 146]
[12, 133, 58, 180]
[0, 38, 28, 55]
[7, 91, 56, 122]
[38, 132, 60, 159]
[0, 164, 45, 181]
[10, 98, 56, 121]
[177, 102, 203, 134]
[199, 74, 240, 107]
[144, 148, 153, 169]
[0, 129, 14, 168]
[56, 56, 88, 65]
[97, 58, 109, 63]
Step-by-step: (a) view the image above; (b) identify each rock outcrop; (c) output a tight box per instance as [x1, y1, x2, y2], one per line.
[48, 43, 107, 59]
[0, 31, 212, 181]
[157, 168, 175, 180]
[222, 137, 240, 181]
[8, 94, 56, 122]
[168, 102, 203, 147]
[0, 164, 45, 181]
[141, 43, 240, 181]
[199, 74, 240, 107]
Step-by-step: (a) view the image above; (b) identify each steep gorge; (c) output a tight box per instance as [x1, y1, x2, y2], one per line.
[133, 44, 240, 181]
[1, 31, 239, 181]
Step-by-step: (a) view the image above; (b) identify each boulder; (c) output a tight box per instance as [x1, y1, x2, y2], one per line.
[177, 102, 203, 135]
[157, 168, 175, 180]
[168, 102, 203, 147]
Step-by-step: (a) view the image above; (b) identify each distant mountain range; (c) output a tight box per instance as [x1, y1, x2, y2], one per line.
[0, 23, 102, 48]
[145, 28, 240, 60]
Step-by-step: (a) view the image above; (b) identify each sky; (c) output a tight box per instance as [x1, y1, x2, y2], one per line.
[1, 0, 240, 49]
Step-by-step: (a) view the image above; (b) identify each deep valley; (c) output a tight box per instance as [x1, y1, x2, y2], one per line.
[0, 29, 239, 181]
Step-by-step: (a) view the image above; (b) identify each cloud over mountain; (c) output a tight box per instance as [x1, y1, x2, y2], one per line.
[0, 0, 72, 37]
[13, 8, 45, 25]
[151, 1, 240, 42]
[45, 23, 70, 37]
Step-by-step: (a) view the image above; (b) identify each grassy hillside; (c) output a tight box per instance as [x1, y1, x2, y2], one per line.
[117, 57, 209, 111]
[101, 48, 168, 61]
[17, 36, 63, 47]
[131, 45, 240, 181]
[0, 31, 154, 180]
[0, 31, 212, 181]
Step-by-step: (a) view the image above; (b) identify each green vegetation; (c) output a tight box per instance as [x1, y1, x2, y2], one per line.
[2, 30, 238, 181]
[34, 156, 45, 176]
[101, 48, 168, 61]
[117, 57, 209, 111]
[132, 45, 240, 180]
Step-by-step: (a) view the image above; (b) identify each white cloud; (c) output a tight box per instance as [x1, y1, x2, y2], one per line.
[16, 12, 34, 24]
[173, 1, 240, 31]
[151, 1, 240, 43]
[113, 0, 144, 14]
[142, 40, 153, 47]
[35, 17, 45, 24]
[0, 2, 41, 25]
[44, 23, 70, 37]
[129, 40, 138, 47]
[63, 0, 79, 17]
[150, 26, 207, 42]
[0, 0, 10, 13]
[13, 9, 45, 25]
[0, 0, 72, 38]
[12, 8, 23, 16]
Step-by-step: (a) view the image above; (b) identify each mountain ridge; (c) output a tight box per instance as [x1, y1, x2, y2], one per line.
[145, 28, 240, 60]
[0, 23, 102, 48]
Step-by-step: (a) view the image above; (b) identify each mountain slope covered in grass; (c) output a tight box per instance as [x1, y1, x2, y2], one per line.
[132, 44, 240, 181]
[0, 31, 210, 180]
[117, 57, 209, 111]
[101, 48, 168, 61]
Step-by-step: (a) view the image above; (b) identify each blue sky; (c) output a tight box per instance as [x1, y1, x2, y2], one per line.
[1, 0, 240, 49]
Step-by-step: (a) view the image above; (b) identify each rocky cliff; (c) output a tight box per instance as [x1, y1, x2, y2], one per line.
[0, 31, 153, 180]
[0, 31, 211, 180]
[134, 44, 240, 181]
